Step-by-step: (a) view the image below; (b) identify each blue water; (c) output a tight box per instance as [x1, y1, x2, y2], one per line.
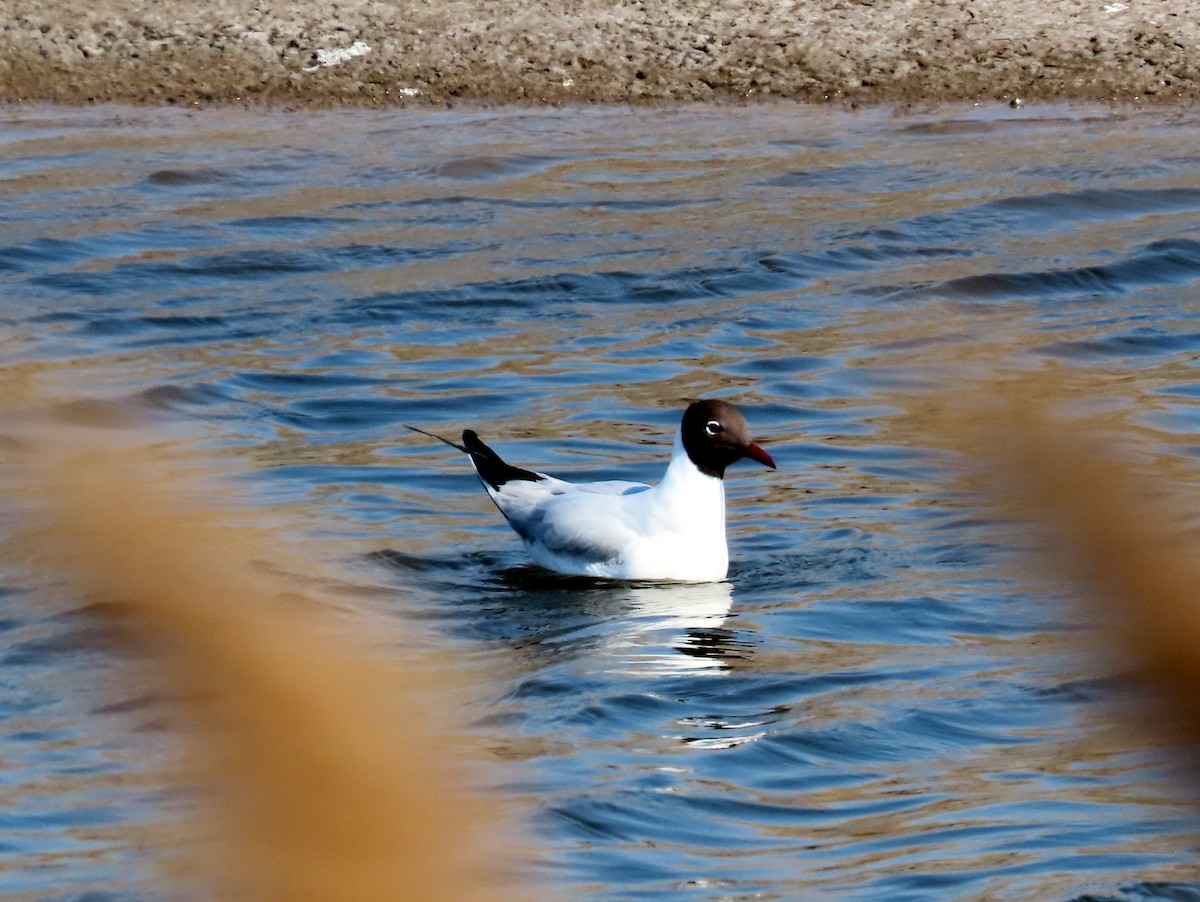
[4, 102, 1200, 899]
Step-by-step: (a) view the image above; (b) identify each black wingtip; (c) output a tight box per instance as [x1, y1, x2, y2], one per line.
[461, 430, 543, 491]
[407, 424, 544, 490]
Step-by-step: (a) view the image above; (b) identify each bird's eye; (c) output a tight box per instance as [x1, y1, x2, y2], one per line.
[705, 420, 723, 436]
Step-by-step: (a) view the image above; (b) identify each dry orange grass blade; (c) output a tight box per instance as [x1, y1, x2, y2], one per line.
[3, 405, 528, 902]
[938, 373, 1200, 746]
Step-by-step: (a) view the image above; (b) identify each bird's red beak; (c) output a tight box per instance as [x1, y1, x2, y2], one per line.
[744, 442, 776, 469]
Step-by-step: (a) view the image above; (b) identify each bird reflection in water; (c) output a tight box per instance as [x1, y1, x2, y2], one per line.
[603, 580, 744, 675]
[487, 567, 751, 675]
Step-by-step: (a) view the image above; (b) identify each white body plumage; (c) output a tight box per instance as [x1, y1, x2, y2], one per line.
[483, 431, 730, 582]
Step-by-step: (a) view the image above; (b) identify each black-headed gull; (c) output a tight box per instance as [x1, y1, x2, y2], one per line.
[409, 399, 775, 582]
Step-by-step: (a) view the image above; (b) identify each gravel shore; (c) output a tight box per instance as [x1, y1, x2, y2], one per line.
[2, 0, 1198, 106]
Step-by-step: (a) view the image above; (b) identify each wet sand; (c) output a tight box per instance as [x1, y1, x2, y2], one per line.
[1, 0, 1198, 106]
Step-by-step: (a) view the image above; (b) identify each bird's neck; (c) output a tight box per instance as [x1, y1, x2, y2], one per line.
[657, 431, 726, 513]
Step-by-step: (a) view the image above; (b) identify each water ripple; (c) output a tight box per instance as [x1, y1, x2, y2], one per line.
[3, 103, 1200, 900]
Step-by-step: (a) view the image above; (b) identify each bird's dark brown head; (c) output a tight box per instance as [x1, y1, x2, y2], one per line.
[680, 399, 776, 479]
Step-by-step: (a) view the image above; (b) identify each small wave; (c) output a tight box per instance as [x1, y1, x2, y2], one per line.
[1037, 329, 1200, 364]
[993, 186, 1200, 219]
[426, 154, 561, 181]
[143, 168, 228, 187]
[889, 237, 1200, 303]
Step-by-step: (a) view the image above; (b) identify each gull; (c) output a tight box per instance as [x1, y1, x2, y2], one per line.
[408, 399, 775, 582]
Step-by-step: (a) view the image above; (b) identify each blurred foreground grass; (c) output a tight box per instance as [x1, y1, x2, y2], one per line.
[934, 371, 1200, 751]
[0, 386, 530, 902]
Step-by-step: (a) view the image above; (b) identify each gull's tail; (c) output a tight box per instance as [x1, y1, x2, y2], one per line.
[405, 425, 542, 490]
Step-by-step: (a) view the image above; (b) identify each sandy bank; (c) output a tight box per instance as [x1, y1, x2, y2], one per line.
[2, 0, 1198, 106]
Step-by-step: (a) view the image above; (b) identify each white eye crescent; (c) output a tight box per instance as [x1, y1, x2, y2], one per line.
[705, 420, 723, 436]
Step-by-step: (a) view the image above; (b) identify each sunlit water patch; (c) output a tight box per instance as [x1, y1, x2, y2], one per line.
[4, 102, 1200, 899]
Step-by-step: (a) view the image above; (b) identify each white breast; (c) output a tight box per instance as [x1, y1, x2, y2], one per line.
[512, 433, 729, 582]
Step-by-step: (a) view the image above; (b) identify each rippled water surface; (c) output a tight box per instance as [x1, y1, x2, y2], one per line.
[5, 102, 1200, 900]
